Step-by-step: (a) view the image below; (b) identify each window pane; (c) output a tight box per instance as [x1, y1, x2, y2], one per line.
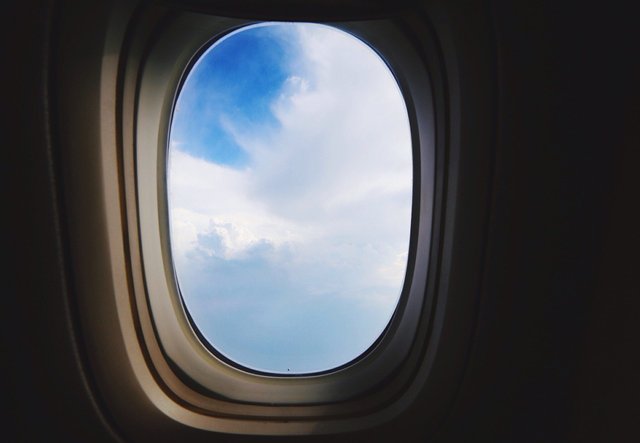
[168, 23, 412, 374]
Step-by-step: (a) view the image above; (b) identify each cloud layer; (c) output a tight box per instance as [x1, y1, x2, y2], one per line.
[168, 23, 412, 373]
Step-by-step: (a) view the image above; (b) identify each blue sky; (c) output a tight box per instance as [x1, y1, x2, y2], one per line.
[171, 25, 295, 167]
[168, 23, 412, 374]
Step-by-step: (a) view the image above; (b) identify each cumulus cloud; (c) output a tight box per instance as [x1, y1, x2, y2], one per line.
[167, 24, 412, 373]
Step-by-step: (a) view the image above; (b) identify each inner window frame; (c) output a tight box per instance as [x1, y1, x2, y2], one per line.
[165, 21, 416, 377]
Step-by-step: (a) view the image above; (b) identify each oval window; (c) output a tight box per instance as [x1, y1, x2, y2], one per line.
[167, 23, 412, 374]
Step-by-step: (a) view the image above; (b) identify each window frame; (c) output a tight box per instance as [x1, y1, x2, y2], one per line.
[55, 0, 495, 436]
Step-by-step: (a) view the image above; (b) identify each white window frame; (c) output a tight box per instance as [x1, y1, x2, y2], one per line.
[55, 0, 495, 437]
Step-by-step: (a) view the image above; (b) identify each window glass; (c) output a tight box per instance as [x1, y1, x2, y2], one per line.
[168, 23, 412, 374]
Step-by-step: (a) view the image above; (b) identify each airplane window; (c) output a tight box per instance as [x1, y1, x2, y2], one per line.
[167, 23, 412, 374]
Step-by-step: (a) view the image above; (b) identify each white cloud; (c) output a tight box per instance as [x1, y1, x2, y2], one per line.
[167, 24, 413, 372]
[168, 150, 307, 262]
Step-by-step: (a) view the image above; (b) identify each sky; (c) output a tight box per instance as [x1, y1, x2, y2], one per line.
[168, 23, 412, 374]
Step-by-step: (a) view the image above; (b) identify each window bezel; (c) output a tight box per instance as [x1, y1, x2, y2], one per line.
[136, 12, 435, 406]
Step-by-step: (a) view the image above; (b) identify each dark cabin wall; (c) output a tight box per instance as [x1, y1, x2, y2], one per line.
[2, 1, 120, 442]
[433, 2, 640, 442]
[2, 0, 638, 442]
